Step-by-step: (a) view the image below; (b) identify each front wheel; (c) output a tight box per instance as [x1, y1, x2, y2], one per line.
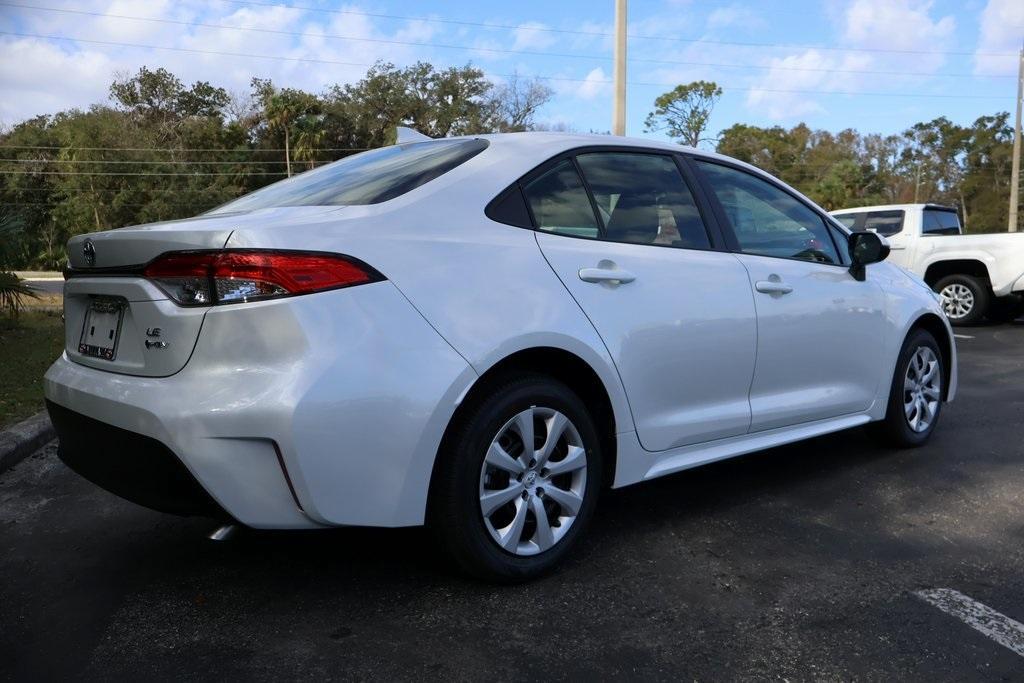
[868, 328, 944, 448]
[934, 274, 989, 326]
[430, 374, 603, 582]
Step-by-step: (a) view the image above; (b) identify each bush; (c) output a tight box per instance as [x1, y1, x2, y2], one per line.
[0, 271, 38, 320]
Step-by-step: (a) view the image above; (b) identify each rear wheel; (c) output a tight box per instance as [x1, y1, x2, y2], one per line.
[868, 328, 944, 448]
[934, 274, 989, 326]
[986, 295, 1024, 323]
[430, 374, 603, 582]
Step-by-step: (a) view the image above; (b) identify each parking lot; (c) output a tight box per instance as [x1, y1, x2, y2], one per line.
[1, 322, 1022, 680]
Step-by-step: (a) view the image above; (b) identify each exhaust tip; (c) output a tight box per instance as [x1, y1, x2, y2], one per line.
[207, 524, 238, 542]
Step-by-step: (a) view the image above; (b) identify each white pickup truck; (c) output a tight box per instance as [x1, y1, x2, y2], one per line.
[831, 204, 1024, 325]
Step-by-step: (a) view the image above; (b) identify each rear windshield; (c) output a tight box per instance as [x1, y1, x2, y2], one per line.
[923, 209, 962, 235]
[209, 139, 488, 213]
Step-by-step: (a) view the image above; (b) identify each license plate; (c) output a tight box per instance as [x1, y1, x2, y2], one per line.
[79, 297, 125, 361]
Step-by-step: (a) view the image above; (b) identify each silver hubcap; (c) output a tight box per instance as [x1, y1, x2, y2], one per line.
[904, 346, 941, 433]
[939, 283, 974, 320]
[478, 406, 587, 556]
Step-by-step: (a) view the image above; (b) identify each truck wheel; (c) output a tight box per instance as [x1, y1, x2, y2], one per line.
[986, 295, 1024, 323]
[934, 274, 989, 326]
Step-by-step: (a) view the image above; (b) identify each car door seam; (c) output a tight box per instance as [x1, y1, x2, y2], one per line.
[532, 232, 640, 437]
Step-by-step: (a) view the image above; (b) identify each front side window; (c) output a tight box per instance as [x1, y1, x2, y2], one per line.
[923, 209, 962, 236]
[210, 139, 488, 213]
[863, 210, 904, 236]
[522, 160, 600, 238]
[575, 153, 712, 249]
[696, 161, 841, 265]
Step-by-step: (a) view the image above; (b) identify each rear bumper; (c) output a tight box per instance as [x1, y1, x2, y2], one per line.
[47, 400, 226, 517]
[44, 282, 476, 529]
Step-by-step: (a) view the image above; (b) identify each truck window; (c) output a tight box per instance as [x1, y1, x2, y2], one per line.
[863, 210, 904, 236]
[833, 214, 858, 230]
[922, 209, 962, 236]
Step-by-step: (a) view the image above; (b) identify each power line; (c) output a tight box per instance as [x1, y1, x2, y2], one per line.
[0, 158, 335, 165]
[208, 0, 1024, 54]
[3, 3, 1018, 69]
[6, 202, 217, 207]
[0, 144, 367, 152]
[2, 170, 290, 176]
[0, 145, 368, 153]
[0, 32, 1012, 100]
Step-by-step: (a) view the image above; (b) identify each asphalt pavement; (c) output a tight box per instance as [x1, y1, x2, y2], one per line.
[2, 323, 1023, 680]
[24, 280, 63, 295]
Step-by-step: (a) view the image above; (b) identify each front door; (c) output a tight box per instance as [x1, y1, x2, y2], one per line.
[693, 159, 888, 432]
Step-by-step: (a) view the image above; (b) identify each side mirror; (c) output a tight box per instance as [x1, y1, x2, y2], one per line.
[848, 231, 890, 281]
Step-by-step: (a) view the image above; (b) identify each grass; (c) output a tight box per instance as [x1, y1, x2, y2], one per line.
[0, 309, 65, 429]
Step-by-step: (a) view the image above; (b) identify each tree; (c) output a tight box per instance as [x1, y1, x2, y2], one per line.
[253, 79, 322, 176]
[644, 81, 722, 148]
[483, 72, 553, 132]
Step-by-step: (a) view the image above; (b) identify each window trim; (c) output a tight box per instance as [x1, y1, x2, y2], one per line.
[487, 145, 728, 252]
[685, 155, 851, 269]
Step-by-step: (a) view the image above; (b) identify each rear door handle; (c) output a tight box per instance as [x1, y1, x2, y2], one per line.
[579, 267, 636, 284]
[754, 280, 793, 295]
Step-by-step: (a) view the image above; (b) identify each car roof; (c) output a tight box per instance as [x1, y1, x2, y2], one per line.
[830, 203, 957, 214]
[443, 130, 758, 168]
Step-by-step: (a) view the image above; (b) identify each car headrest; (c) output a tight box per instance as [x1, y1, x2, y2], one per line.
[605, 195, 660, 244]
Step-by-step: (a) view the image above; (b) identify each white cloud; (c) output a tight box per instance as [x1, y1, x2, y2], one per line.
[973, 0, 1024, 76]
[0, 38, 113, 125]
[511, 22, 557, 51]
[575, 67, 611, 100]
[0, 1, 453, 124]
[742, 0, 956, 122]
[841, 0, 954, 71]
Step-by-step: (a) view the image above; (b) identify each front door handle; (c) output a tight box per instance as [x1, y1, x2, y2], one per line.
[579, 267, 636, 284]
[754, 280, 793, 295]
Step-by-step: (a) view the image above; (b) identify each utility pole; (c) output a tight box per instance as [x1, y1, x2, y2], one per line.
[612, 0, 627, 136]
[1009, 46, 1023, 232]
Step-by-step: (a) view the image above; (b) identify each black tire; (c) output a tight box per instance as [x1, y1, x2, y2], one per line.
[430, 373, 603, 582]
[933, 274, 990, 326]
[986, 295, 1024, 323]
[868, 328, 944, 448]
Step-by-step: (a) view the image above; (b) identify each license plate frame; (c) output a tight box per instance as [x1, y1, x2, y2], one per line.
[78, 297, 125, 361]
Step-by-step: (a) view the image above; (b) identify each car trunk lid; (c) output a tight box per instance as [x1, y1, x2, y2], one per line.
[63, 206, 341, 377]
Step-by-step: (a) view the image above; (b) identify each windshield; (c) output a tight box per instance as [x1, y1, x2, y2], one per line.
[210, 139, 488, 213]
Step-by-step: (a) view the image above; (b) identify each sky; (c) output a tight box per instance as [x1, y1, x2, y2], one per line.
[0, 0, 1022, 143]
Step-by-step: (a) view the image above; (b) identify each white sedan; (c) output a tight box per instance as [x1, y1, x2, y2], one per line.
[45, 132, 956, 581]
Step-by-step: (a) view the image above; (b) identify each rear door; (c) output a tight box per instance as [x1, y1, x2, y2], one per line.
[528, 150, 758, 451]
[692, 159, 888, 432]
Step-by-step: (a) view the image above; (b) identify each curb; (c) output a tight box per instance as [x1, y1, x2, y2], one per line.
[0, 411, 55, 473]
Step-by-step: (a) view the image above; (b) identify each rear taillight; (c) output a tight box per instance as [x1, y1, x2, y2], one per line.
[143, 250, 382, 306]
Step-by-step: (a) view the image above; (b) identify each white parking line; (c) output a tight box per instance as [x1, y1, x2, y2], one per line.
[953, 334, 974, 339]
[915, 588, 1024, 658]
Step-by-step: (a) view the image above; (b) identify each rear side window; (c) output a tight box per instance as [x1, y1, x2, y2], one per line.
[863, 210, 904, 236]
[209, 139, 488, 212]
[923, 209, 962, 235]
[575, 152, 711, 249]
[522, 160, 600, 238]
[696, 160, 841, 265]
